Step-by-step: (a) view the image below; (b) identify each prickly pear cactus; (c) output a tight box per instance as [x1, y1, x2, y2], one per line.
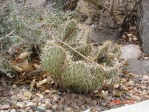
[41, 46, 67, 80]
[62, 61, 107, 93]
[61, 20, 92, 60]
[96, 41, 121, 67]
[41, 17, 122, 93]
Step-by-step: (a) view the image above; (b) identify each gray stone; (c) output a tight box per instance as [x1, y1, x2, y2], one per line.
[36, 106, 46, 112]
[127, 58, 149, 75]
[26, 102, 34, 107]
[89, 27, 119, 45]
[138, 0, 149, 54]
[120, 45, 142, 60]
[10, 109, 16, 112]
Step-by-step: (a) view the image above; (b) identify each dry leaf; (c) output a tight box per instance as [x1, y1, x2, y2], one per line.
[17, 52, 30, 60]
[36, 79, 48, 87]
[20, 63, 33, 73]
[12, 65, 24, 72]
[94, 90, 108, 99]
[15, 60, 33, 72]
[29, 79, 36, 92]
[33, 63, 40, 69]
[113, 90, 124, 97]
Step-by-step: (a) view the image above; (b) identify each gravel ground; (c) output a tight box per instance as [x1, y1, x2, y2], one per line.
[1, 71, 149, 112]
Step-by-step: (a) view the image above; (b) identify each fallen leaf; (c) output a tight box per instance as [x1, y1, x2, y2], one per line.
[36, 79, 48, 87]
[29, 79, 36, 92]
[17, 52, 30, 60]
[12, 65, 24, 72]
[113, 90, 124, 97]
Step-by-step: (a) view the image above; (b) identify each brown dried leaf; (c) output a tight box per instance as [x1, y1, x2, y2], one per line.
[36, 79, 48, 87]
[29, 79, 36, 92]
[12, 65, 24, 72]
[94, 90, 108, 99]
[33, 63, 40, 69]
[17, 52, 30, 60]
[113, 90, 124, 97]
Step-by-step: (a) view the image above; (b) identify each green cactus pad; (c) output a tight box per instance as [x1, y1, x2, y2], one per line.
[41, 46, 67, 80]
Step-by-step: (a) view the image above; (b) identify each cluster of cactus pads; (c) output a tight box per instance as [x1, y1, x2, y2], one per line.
[41, 20, 121, 93]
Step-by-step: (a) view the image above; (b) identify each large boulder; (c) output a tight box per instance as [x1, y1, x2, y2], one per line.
[138, 0, 149, 54]
[89, 27, 119, 44]
[127, 58, 149, 75]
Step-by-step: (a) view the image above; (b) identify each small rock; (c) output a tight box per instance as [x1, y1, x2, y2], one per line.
[120, 44, 141, 60]
[45, 90, 51, 94]
[64, 107, 72, 112]
[10, 109, 16, 112]
[76, 99, 84, 106]
[37, 106, 46, 112]
[9, 90, 14, 95]
[128, 80, 135, 86]
[78, 95, 84, 100]
[51, 104, 58, 110]
[131, 95, 141, 101]
[26, 102, 34, 107]
[26, 107, 31, 111]
[18, 109, 26, 112]
[17, 102, 25, 108]
[45, 101, 52, 109]
[85, 17, 92, 25]
[59, 97, 64, 102]
[35, 93, 44, 100]
[85, 98, 92, 103]
[71, 102, 79, 110]
[101, 102, 108, 107]
[81, 105, 86, 110]
[71, 94, 77, 99]
[12, 85, 17, 89]
[143, 75, 149, 80]
[91, 100, 97, 106]
[52, 95, 60, 102]
[0, 104, 10, 110]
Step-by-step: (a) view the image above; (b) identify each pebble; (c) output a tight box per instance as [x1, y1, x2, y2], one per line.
[12, 85, 17, 89]
[81, 105, 86, 110]
[76, 99, 84, 106]
[131, 95, 141, 101]
[45, 101, 52, 109]
[36, 106, 46, 112]
[10, 109, 16, 112]
[51, 104, 58, 110]
[64, 107, 72, 112]
[71, 94, 77, 99]
[26, 102, 34, 107]
[52, 95, 59, 102]
[0, 105, 10, 110]
[71, 102, 80, 110]
[91, 100, 97, 106]
[35, 93, 44, 100]
[45, 90, 51, 94]
[85, 98, 92, 103]
[17, 102, 26, 108]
